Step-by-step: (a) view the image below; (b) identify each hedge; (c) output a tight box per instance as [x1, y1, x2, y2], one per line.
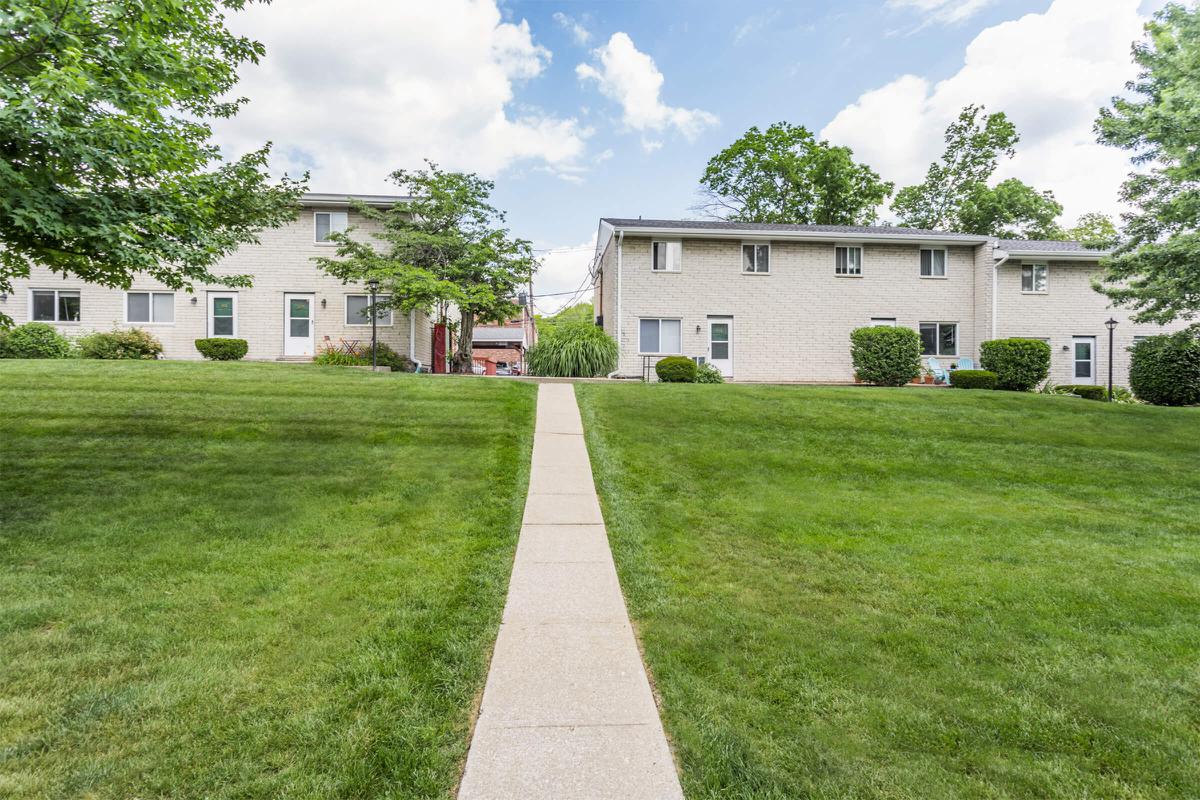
[655, 355, 697, 383]
[79, 328, 163, 360]
[849, 326, 922, 386]
[949, 369, 998, 389]
[1128, 330, 1200, 406]
[1058, 384, 1106, 401]
[980, 338, 1051, 391]
[195, 338, 249, 361]
[0, 322, 71, 359]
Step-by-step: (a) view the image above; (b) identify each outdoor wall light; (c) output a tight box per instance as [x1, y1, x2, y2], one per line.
[190, 296, 198, 305]
[0, 293, 7, 302]
[321, 298, 327, 309]
[695, 324, 702, 333]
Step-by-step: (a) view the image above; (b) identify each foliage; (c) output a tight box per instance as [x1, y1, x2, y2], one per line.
[892, 105, 1062, 237]
[979, 338, 1051, 391]
[313, 342, 415, 371]
[77, 328, 164, 360]
[949, 369, 998, 389]
[195, 337, 248, 361]
[0, 0, 306, 328]
[697, 122, 893, 224]
[315, 162, 537, 374]
[1094, 4, 1200, 323]
[849, 326, 922, 386]
[694, 362, 726, 384]
[1065, 213, 1120, 249]
[1057, 384, 1107, 401]
[535, 301, 593, 336]
[0, 321, 71, 358]
[1128, 329, 1200, 405]
[655, 356, 698, 383]
[526, 321, 617, 377]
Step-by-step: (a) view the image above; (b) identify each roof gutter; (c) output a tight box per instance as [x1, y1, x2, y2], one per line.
[605, 224, 990, 247]
[1001, 250, 1112, 261]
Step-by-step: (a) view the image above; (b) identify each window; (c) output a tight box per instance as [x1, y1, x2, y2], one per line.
[30, 289, 80, 322]
[919, 322, 957, 356]
[835, 246, 862, 276]
[209, 294, 237, 337]
[1021, 264, 1048, 293]
[920, 248, 947, 277]
[126, 292, 174, 324]
[651, 241, 681, 272]
[870, 317, 897, 327]
[742, 243, 770, 273]
[314, 211, 348, 243]
[638, 318, 682, 354]
[346, 294, 393, 326]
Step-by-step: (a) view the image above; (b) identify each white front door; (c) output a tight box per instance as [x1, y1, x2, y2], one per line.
[708, 318, 733, 377]
[284, 293, 315, 356]
[1072, 336, 1095, 384]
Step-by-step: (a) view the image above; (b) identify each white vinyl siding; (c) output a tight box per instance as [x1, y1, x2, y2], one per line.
[835, 246, 862, 276]
[314, 211, 348, 243]
[126, 292, 175, 324]
[742, 243, 770, 273]
[651, 241, 682, 272]
[1021, 264, 1048, 293]
[30, 289, 80, 322]
[345, 294, 393, 326]
[920, 248, 947, 277]
[638, 318, 682, 354]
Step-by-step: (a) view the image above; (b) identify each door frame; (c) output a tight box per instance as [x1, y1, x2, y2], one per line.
[207, 292, 238, 338]
[1072, 335, 1096, 385]
[707, 316, 733, 377]
[283, 292, 316, 357]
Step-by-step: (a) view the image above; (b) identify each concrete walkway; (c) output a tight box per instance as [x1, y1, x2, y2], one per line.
[458, 383, 683, 800]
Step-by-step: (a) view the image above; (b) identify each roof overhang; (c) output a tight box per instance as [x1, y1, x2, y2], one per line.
[995, 249, 1111, 262]
[603, 222, 989, 247]
[301, 193, 411, 208]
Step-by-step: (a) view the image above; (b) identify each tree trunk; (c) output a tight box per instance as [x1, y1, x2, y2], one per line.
[452, 310, 476, 373]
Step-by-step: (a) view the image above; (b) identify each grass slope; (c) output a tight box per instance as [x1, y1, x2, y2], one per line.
[0, 361, 535, 799]
[577, 383, 1200, 799]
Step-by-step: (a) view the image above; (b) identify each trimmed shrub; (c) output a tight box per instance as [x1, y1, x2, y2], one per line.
[1128, 330, 1200, 406]
[1058, 384, 1106, 401]
[655, 356, 697, 383]
[980, 338, 1051, 391]
[78, 328, 163, 360]
[694, 362, 725, 384]
[195, 338, 248, 361]
[0, 322, 71, 359]
[526, 322, 618, 377]
[849, 326, 922, 386]
[949, 369, 998, 390]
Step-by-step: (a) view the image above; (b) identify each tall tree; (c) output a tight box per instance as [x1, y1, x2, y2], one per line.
[1094, 3, 1200, 323]
[1064, 213, 1120, 249]
[696, 122, 893, 224]
[315, 163, 537, 373]
[0, 0, 305, 326]
[892, 105, 1063, 237]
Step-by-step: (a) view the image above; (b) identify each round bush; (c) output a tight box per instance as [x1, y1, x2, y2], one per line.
[1128, 330, 1200, 406]
[949, 369, 998, 390]
[694, 362, 725, 384]
[655, 355, 697, 383]
[0, 322, 71, 359]
[979, 338, 1051, 391]
[526, 322, 617, 377]
[79, 328, 163, 360]
[849, 326, 921, 386]
[1056, 384, 1106, 401]
[195, 338, 249, 361]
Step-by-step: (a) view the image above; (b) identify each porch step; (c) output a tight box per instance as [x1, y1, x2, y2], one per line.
[275, 356, 313, 362]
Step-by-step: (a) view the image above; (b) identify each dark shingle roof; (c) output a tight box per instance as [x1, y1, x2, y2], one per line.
[601, 218, 985, 241]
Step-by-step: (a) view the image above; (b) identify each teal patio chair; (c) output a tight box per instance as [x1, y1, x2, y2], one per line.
[927, 357, 949, 384]
[957, 357, 974, 370]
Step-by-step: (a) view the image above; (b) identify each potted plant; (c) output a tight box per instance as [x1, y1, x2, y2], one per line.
[922, 367, 934, 384]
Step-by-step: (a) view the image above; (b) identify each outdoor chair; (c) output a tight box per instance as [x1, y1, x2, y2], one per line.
[957, 357, 975, 370]
[927, 357, 949, 384]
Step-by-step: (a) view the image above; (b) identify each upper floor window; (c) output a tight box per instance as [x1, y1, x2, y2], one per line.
[1021, 264, 1048, 293]
[920, 248, 947, 278]
[919, 322, 957, 356]
[651, 241, 681, 272]
[31, 289, 80, 322]
[742, 243, 770, 274]
[835, 246, 862, 276]
[314, 211, 348, 243]
[346, 294, 393, 326]
[126, 292, 174, 324]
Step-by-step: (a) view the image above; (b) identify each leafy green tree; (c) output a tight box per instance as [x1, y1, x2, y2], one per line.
[315, 163, 537, 373]
[535, 301, 593, 336]
[893, 105, 1063, 237]
[0, 0, 306, 326]
[1094, 3, 1200, 323]
[1065, 213, 1120, 248]
[697, 122, 893, 224]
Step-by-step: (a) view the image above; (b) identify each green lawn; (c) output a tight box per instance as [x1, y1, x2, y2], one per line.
[576, 383, 1200, 799]
[0, 360, 535, 800]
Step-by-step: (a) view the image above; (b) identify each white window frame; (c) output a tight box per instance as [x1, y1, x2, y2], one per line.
[208, 292, 238, 338]
[835, 245, 863, 276]
[651, 240, 682, 272]
[638, 317, 683, 355]
[314, 211, 348, 244]
[920, 247, 948, 278]
[1021, 263, 1048, 293]
[870, 317, 897, 327]
[344, 294, 394, 327]
[919, 321, 958, 356]
[741, 242, 771, 274]
[28, 288, 81, 323]
[124, 291, 175, 325]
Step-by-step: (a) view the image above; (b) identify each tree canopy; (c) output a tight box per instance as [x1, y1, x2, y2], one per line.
[697, 122, 893, 225]
[0, 0, 306, 326]
[1093, 3, 1200, 323]
[535, 301, 593, 336]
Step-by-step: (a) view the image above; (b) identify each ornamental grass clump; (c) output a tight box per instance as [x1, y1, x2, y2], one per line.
[526, 322, 617, 377]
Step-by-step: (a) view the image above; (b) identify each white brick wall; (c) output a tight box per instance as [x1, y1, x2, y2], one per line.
[4, 205, 434, 363]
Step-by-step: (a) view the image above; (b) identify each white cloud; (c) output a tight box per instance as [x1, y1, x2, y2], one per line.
[887, 0, 995, 26]
[821, 0, 1146, 223]
[552, 11, 592, 45]
[533, 236, 598, 314]
[212, 0, 589, 192]
[576, 33, 719, 141]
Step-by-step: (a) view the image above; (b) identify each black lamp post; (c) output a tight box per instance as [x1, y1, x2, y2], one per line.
[367, 278, 380, 369]
[1105, 317, 1118, 402]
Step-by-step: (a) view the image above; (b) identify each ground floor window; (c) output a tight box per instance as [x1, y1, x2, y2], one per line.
[639, 318, 682, 354]
[31, 289, 80, 322]
[346, 294, 393, 326]
[919, 322, 957, 356]
[126, 292, 174, 324]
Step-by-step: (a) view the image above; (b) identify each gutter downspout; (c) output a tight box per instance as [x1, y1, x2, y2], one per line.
[409, 311, 423, 372]
[606, 229, 625, 379]
[992, 248, 1010, 341]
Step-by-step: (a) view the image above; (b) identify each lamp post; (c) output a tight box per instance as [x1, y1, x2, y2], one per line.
[1105, 317, 1118, 402]
[368, 278, 380, 370]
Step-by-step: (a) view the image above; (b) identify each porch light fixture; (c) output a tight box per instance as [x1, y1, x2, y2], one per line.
[695, 324, 702, 333]
[321, 298, 327, 309]
[1105, 317, 1118, 402]
[190, 296, 197, 305]
[367, 278, 380, 369]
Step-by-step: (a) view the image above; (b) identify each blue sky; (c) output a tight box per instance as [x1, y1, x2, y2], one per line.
[214, 0, 1157, 311]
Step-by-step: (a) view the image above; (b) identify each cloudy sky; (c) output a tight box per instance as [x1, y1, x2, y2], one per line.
[212, 0, 1159, 313]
